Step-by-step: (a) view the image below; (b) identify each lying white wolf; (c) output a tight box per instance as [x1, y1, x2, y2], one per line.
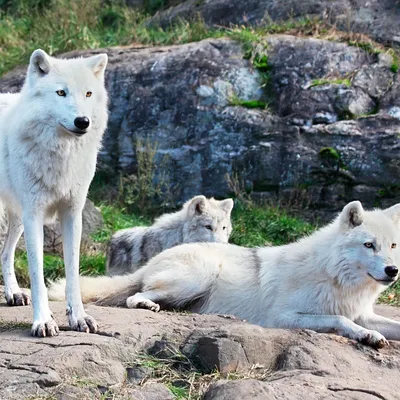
[107, 195, 234, 275]
[49, 201, 400, 348]
[0, 49, 108, 337]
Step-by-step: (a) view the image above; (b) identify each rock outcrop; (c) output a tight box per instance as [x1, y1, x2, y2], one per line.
[148, 0, 400, 47]
[1, 34, 400, 219]
[0, 293, 400, 399]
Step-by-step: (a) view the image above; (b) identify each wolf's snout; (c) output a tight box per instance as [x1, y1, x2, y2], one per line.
[385, 265, 398, 278]
[74, 117, 90, 130]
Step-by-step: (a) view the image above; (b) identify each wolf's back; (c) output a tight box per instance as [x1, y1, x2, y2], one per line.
[0, 93, 20, 118]
[106, 226, 148, 275]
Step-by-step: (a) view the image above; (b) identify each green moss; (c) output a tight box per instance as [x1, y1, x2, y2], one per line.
[310, 77, 351, 88]
[229, 94, 268, 109]
[319, 147, 340, 161]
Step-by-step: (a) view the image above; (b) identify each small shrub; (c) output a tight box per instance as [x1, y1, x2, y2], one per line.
[120, 138, 173, 215]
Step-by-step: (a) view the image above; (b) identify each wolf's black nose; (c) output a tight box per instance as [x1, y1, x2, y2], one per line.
[385, 265, 398, 278]
[74, 117, 90, 130]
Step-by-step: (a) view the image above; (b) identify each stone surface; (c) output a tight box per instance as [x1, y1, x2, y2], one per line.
[1, 36, 400, 220]
[0, 295, 400, 399]
[0, 199, 103, 254]
[148, 0, 400, 47]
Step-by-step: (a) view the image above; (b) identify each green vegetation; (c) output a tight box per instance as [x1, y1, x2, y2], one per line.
[319, 147, 340, 161]
[230, 201, 315, 247]
[380, 284, 400, 306]
[123, 350, 269, 400]
[91, 204, 150, 243]
[7, 204, 150, 288]
[1, 1, 399, 81]
[229, 94, 268, 109]
[0, 0, 222, 76]
[387, 49, 400, 73]
[310, 77, 351, 88]
[120, 138, 173, 216]
[347, 40, 381, 55]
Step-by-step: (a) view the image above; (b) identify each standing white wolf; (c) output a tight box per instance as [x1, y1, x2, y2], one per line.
[106, 195, 234, 275]
[0, 49, 108, 337]
[50, 201, 400, 347]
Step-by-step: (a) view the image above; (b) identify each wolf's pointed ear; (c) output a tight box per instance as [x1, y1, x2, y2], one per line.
[339, 201, 364, 229]
[219, 198, 234, 215]
[383, 204, 400, 227]
[187, 195, 207, 216]
[29, 49, 51, 76]
[87, 54, 108, 78]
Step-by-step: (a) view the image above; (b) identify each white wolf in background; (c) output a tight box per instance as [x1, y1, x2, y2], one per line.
[106, 195, 234, 275]
[50, 201, 400, 348]
[0, 49, 108, 337]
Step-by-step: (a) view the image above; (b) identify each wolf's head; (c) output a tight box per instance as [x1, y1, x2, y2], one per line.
[23, 49, 108, 138]
[183, 196, 234, 244]
[335, 201, 400, 287]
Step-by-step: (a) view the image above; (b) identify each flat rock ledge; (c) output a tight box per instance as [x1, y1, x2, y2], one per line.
[0, 293, 400, 399]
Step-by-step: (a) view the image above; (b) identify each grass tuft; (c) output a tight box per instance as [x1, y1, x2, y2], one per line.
[230, 201, 315, 247]
[309, 77, 351, 88]
[229, 94, 268, 109]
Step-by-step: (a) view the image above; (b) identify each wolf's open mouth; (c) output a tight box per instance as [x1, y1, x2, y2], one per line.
[368, 273, 396, 285]
[59, 123, 87, 135]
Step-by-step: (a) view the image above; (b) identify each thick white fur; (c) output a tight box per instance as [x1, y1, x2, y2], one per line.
[106, 195, 234, 275]
[0, 49, 108, 337]
[48, 201, 400, 347]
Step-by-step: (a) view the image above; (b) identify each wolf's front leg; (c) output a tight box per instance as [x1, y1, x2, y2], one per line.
[278, 313, 388, 348]
[60, 206, 98, 333]
[2, 211, 30, 306]
[356, 313, 400, 341]
[23, 212, 58, 337]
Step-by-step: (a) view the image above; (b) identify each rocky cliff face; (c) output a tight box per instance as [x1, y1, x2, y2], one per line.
[1, 23, 400, 219]
[148, 0, 400, 47]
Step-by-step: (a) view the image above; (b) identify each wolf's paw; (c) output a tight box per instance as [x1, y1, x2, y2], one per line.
[357, 329, 388, 349]
[31, 318, 59, 337]
[126, 296, 160, 312]
[5, 291, 31, 306]
[68, 313, 98, 333]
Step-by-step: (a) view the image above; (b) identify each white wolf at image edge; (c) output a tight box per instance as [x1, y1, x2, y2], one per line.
[50, 201, 400, 348]
[0, 49, 108, 337]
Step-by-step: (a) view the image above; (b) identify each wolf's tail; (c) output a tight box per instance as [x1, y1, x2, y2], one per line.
[48, 271, 142, 307]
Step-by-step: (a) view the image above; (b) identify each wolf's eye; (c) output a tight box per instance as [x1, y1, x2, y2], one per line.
[205, 225, 212, 231]
[222, 226, 226, 230]
[86, 91, 92, 98]
[56, 90, 66, 97]
[392, 243, 397, 249]
[364, 242, 374, 249]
